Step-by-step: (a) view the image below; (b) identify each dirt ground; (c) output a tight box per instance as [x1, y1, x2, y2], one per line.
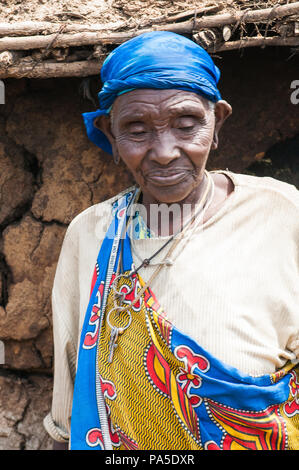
[0, 0, 293, 25]
[0, 0, 211, 23]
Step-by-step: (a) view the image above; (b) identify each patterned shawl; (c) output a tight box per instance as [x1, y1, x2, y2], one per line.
[70, 188, 299, 450]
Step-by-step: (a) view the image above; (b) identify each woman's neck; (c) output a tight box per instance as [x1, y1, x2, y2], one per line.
[138, 172, 234, 237]
[139, 173, 211, 237]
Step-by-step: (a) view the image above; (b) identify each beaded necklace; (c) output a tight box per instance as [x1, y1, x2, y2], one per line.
[107, 170, 214, 363]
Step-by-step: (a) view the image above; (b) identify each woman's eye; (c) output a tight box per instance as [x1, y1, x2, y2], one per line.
[131, 130, 146, 135]
[178, 125, 194, 131]
[128, 126, 147, 136]
[177, 124, 196, 133]
[175, 117, 197, 131]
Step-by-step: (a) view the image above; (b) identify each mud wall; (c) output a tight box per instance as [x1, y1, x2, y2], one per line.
[0, 46, 298, 449]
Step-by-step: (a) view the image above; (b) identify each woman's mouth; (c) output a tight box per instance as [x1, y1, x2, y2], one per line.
[145, 170, 191, 187]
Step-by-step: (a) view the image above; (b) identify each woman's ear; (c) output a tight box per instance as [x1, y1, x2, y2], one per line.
[93, 115, 120, 163]
[211, 100, 232, 150]
[93, 115, 114, 144]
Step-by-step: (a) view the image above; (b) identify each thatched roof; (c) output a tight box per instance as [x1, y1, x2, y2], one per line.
[0, 0, 298, 78]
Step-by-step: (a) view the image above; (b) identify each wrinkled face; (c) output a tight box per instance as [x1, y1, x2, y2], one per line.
[97, 89, 231, 204]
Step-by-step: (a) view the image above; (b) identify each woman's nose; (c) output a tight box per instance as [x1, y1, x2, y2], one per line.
[149, 131, 180, 165]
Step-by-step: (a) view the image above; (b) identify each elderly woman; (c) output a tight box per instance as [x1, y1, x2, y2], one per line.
[44, 32, 299, 450]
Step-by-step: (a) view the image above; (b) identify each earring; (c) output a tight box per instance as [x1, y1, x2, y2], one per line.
[211, 133, 217, 149]
[113, 153, 120, 165]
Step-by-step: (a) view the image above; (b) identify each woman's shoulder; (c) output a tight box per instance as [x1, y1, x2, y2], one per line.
[64, 185, 137, 241]
[223, 170, 299, 209]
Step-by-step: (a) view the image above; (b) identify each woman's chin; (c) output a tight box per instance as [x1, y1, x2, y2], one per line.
[143, 180, 194, 205]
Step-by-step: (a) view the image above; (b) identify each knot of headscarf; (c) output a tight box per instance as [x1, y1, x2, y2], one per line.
[82, 31, 222, 155]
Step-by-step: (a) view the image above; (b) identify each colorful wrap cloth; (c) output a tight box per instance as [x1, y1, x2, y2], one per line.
[70, 188, 299, 450]
[82, 31, 222, 155]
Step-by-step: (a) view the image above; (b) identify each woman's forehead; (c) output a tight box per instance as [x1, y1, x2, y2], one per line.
[113, 89, 209, 119]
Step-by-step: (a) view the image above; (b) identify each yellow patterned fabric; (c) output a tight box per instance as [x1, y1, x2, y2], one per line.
[96, 271, 299, 451]
[98, 274, 202, 450]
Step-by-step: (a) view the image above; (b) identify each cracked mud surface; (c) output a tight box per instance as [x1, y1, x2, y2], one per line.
[0, 371, 53, 450]
[0, 46, 298, 449]
[0, 74, 134, 449]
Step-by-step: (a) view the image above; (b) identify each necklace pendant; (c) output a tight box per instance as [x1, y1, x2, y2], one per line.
[142, 258, 150, 268]
[108, 326, 119, 363]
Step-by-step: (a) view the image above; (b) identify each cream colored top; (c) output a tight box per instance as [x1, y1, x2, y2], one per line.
[44, 171, 299, 443]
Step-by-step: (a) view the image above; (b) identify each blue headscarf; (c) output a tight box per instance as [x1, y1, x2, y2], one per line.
[82, 31, 222, 155]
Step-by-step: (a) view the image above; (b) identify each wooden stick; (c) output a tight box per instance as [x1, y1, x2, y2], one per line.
[0, 60, 100, 79]
[0, 20, 130, 36]
[153, 5, 220, 23]
[0, 32, 109, 51]
[1, 34, 298, 79]
[0, 2, 298, 51]
[0, 6, 220, 36]
[194, 1, 299, 28]
[210, 35, 299, 52]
